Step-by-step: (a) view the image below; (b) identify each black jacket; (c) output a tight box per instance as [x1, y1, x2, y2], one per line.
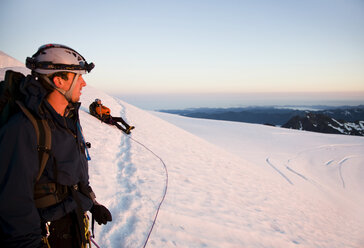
[0, 75, 93, 247]
[89, 101, 98, 118]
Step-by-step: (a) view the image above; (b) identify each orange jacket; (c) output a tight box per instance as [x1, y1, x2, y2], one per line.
[95, 105, 110, 117]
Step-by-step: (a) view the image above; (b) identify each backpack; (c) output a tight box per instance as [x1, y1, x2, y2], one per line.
[88, 101, 98, 117]
[0, 70, 51, 182]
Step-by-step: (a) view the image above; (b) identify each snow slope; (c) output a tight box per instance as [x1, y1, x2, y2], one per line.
[0, 51, 25, 68]
[1, 55, 364, 247]
[80, 88, 364, 248]
[153, 111, 364, 200]
[0, 51, 30, 77]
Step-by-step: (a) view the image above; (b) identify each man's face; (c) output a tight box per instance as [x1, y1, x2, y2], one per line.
[64, 73, 87, 102]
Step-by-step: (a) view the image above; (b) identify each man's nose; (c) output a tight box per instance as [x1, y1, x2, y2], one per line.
[79, 76, 86, 87]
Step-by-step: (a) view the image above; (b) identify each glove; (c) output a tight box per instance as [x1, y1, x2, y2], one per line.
[90, 203, 112, 225]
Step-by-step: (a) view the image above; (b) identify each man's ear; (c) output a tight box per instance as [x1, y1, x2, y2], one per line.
[52, 76, 64, 88]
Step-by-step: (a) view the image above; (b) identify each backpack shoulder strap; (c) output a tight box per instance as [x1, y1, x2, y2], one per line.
[16, 101, 52, 182]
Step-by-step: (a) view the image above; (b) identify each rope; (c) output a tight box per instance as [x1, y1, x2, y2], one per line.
[126, 136, 169, 248]
[89, 118, 168, 248]
[91, 237, 101, 248]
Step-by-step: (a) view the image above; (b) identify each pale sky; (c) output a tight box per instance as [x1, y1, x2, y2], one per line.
[1, 0, 363, 103]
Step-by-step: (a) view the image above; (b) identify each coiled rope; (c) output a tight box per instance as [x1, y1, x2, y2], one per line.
[126, 136, 169, 248]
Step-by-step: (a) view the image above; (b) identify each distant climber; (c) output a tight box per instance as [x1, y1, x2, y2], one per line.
[89, 99, 135, 134]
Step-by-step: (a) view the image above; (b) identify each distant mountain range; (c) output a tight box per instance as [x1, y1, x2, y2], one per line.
[282, 112, 364, 136]
[159, 106, 364, 136]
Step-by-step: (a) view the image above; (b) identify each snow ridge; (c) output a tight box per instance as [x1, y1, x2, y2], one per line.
[0, 51, 25, 68]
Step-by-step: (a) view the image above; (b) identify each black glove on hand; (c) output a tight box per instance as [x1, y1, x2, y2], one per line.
[90, 204, 112, 225]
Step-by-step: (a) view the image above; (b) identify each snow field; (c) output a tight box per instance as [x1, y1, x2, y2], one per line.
[80, 86, 364, 247]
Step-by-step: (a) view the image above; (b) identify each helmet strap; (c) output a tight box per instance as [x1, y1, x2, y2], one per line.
[40, 75, 66, 95]
[40, 73, 79, 102]
[64, 73, 80, 102]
